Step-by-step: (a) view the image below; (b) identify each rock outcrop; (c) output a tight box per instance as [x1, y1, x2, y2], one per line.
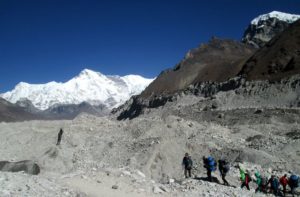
[0, 160, 40, 175]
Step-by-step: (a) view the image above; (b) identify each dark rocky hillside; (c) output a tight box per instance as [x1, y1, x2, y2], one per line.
[43, 102, 109, 119]
[116, 19, 300, 120]
[242, 17, 293, 48]
[240, 19, 300, 81]
[141, 38, 255, 97]
[0, 98, 39, 122]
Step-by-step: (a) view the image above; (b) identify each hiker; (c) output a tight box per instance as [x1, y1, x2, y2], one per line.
[182, 153, 193, 178]
[260, 174, 268, 193]
[218, 159, 230, 186]
[255, 172, 262, 193]
[56, 128, 64, 145]
[267, 175, 279, 196]
[242, 171, 252, 190]
[239, 165, 251, 190]
[289, 174, 299, 197]
[203, 156, 216, 182]
[279, 174, 289, 196]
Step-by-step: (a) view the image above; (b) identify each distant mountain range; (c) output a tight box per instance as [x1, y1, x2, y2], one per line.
[0, 69, 153, 121]
[1, 69, 154, 110]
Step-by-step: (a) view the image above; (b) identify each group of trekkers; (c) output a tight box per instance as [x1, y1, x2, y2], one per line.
[182, 153, 299, 196]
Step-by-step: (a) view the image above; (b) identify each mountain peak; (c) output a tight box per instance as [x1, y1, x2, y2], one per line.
[78, 68, 104, 78]
[243, 11, 300, 48]
[1, 70, 154, 110]
[251, 11, 300, 25]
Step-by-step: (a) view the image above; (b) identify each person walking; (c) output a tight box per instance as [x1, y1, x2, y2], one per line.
[255, 172, 262, 193]
[280, 174, 289, 196]
[182, 153, 193, 178]
[267, 175, 279, 196]
[239, 165, 251, 190]
[203, 156, 217, 182]
[218, 159, 230, 186]
[56, 128, 64, 145]
[289, 174, 299, 197]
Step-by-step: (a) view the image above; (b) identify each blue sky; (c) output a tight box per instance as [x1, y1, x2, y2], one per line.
[0, 0, 300, 92]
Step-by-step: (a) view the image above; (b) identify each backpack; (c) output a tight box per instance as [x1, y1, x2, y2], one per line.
[207, 156, 216, 171]
[223, 162, 230, 173]
[261, 177, 268, 186]
[290, 175, 299, 187]
[245, 174, 252, 184]
[183, 156, 192, 169]
[187, 157, 193, 169]
[247, 174, 252, 182]
[271, 178, 279, 189]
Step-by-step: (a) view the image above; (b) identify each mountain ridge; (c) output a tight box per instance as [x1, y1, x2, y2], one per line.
[115, 11, 300, 120]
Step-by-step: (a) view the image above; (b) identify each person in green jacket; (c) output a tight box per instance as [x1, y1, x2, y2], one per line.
[239, 164, 251, 190]
[239, 164, 246, 182]
[255, 172, 262, 192]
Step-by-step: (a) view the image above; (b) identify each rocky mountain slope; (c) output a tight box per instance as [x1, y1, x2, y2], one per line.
[240, 19, 300, 81]
[0, 98, 39, 122]
[140, 38, 255, 97]
[42, 102, 109, 119]
[116, 12, 300, 120]
[242, 11, 300, 48]
[0, 69, 154, 110]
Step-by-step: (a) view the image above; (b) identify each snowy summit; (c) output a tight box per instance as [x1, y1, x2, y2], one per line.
[0, 69, 154, 110]
[251, 11, 300, 25]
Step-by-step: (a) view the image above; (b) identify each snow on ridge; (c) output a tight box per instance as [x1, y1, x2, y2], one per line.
[0, 69, 155, 110]
[251, 11, 300, 25]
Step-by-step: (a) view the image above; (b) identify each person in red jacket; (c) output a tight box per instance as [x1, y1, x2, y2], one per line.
[280, 174, 288, 197]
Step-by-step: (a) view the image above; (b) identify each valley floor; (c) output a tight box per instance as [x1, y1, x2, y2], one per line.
[0, 93, 300, 196]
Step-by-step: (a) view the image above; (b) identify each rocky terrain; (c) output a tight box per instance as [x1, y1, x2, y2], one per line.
[1, 92, 300, 196]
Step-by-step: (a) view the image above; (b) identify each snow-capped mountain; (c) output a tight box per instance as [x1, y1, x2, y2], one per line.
[0, 69, 154, 110]
[250, 11, 300, 25]
[242, 11, 300, 48]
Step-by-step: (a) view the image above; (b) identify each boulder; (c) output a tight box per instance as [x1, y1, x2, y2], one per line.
[0, 160, 40, 175]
